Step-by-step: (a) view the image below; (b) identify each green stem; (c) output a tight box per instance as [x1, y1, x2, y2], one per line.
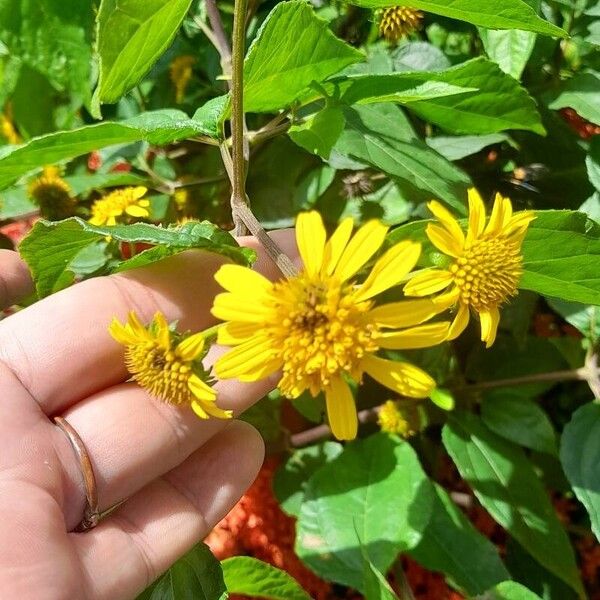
[227, 0, 298, 277]
[230, 0, 249, 236]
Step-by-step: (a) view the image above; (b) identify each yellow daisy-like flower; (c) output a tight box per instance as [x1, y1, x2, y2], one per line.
[29, 165, 76, 220]
[169, 55, 196, 104]
[377, 6, 423, 42]
[377, 400, 417, 438]
[109, 311, 231, 420]
[212, 211, 449, 441]
[404, 189, 535, 348]
[89, 186, 150, 226]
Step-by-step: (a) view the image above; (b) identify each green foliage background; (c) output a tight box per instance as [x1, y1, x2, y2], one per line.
[0, 0, 599, 598]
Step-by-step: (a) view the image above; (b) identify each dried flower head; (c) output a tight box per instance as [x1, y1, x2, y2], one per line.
[377, 6, 423, 42]
[28, 166, 76, 220]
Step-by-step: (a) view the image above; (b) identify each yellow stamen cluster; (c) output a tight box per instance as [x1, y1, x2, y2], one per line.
[404, 188, 535, 347]
[170, 55, 196, 103]
[377, 400, 416, 438]
[28, 166, 76, 220]
[272, 275, 379, 397]
[89, 186, 150, 226]
[213, 211, 450, 440]
[449, 238, 521, 311]
[109, 311, 231, 420]
[377, 6, 423, 42]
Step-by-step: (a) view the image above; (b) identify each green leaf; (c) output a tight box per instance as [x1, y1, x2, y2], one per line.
[137, 543, 227, 600]
[295, 433, 434, 591]
[337, 75, 477, 106]
[548, 71, 600, 126]
[243, 0, 363, 113]
[333, 103, 471, 214]
[222, 557, 310, 600]
[347, 0, 566, 37]
[466, 335, 567, 395]
[19, 218, 253, 298]
[0, 187, 36, 219]
[273, 441, 343, 517]
[560, 402, 600, 542]
[430, 387, 455, 410]
[481, 580, 544, 600]
[93, 0, 193, 114]
[481, 391, 557, 455]
[586, 136, 600, 192]
[410, 484, 510, 596]
[0, 110, 218, 190]
[479, 28, 537, 80]
[521, 210, 600, 305]
[426, 133, 509, 161]
[405, 58, 546, 135]
[442, 413, 583, 595]
[547, 298, 600, 341]
[288, 106, 346, 159]
[362, 557, 400, 600]
[0, 0, 94, 108]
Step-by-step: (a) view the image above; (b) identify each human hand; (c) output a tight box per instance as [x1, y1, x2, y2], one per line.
[0, 232, 296, 600]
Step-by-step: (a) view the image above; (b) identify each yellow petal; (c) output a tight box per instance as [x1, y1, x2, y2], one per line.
[479, 306, 500, 348]
[485, 193, 512, 235]
[190, 400, 208, 419]
[127, 311, 152, 341]
[176, 332, 205, 361]
[362, 354, 435, 398]
[217, 321, 261, 346]
[108, 318, 139, 345]
[334, 219, 388, 281]
[467, 188, 486, 242]
[214, 264, 272, 295]
[153, 312, 171, 350]
[194, 399, 233, 420]
[212, 292, 271, 323]
[378, 322, 450, 349]
[132, 186, 148, 199]
[322, 217, 353, 276]
[353, 241, 421, 302]
[426, 224, 463, 258]
[404, 270, 453, 297]
[447, 303, 470, 340]
[325, 377, 358, 441]
[427, 201, 465, 247]
[188, 374, 217, 401]
[296, 211, 326, 277]
[125, 205, 149, 217]
[214, 336, 279, 380]
[369, 298, 448, 328]
[505, 211, 536, 237]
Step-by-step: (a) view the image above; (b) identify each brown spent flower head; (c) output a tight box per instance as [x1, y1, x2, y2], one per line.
[169, 55, 196, 103]
[28, 166, 76, 220]
[377, 6, 423, 42]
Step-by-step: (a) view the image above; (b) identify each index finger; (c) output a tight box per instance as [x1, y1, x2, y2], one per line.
[0, 230, 297, 415]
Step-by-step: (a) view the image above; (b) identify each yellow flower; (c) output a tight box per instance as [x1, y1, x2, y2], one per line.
[0, 112, 19, 145]
[404, 189, 535, 348]
[29, 165, 76, 220]
[89, 186, 150, 226]
[109, 311, 231, 420]
[169, 55, 195, 103]
[212, 211, 449, 441]
[377, 400, 418, 438]
[377, 6, 423, 42]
